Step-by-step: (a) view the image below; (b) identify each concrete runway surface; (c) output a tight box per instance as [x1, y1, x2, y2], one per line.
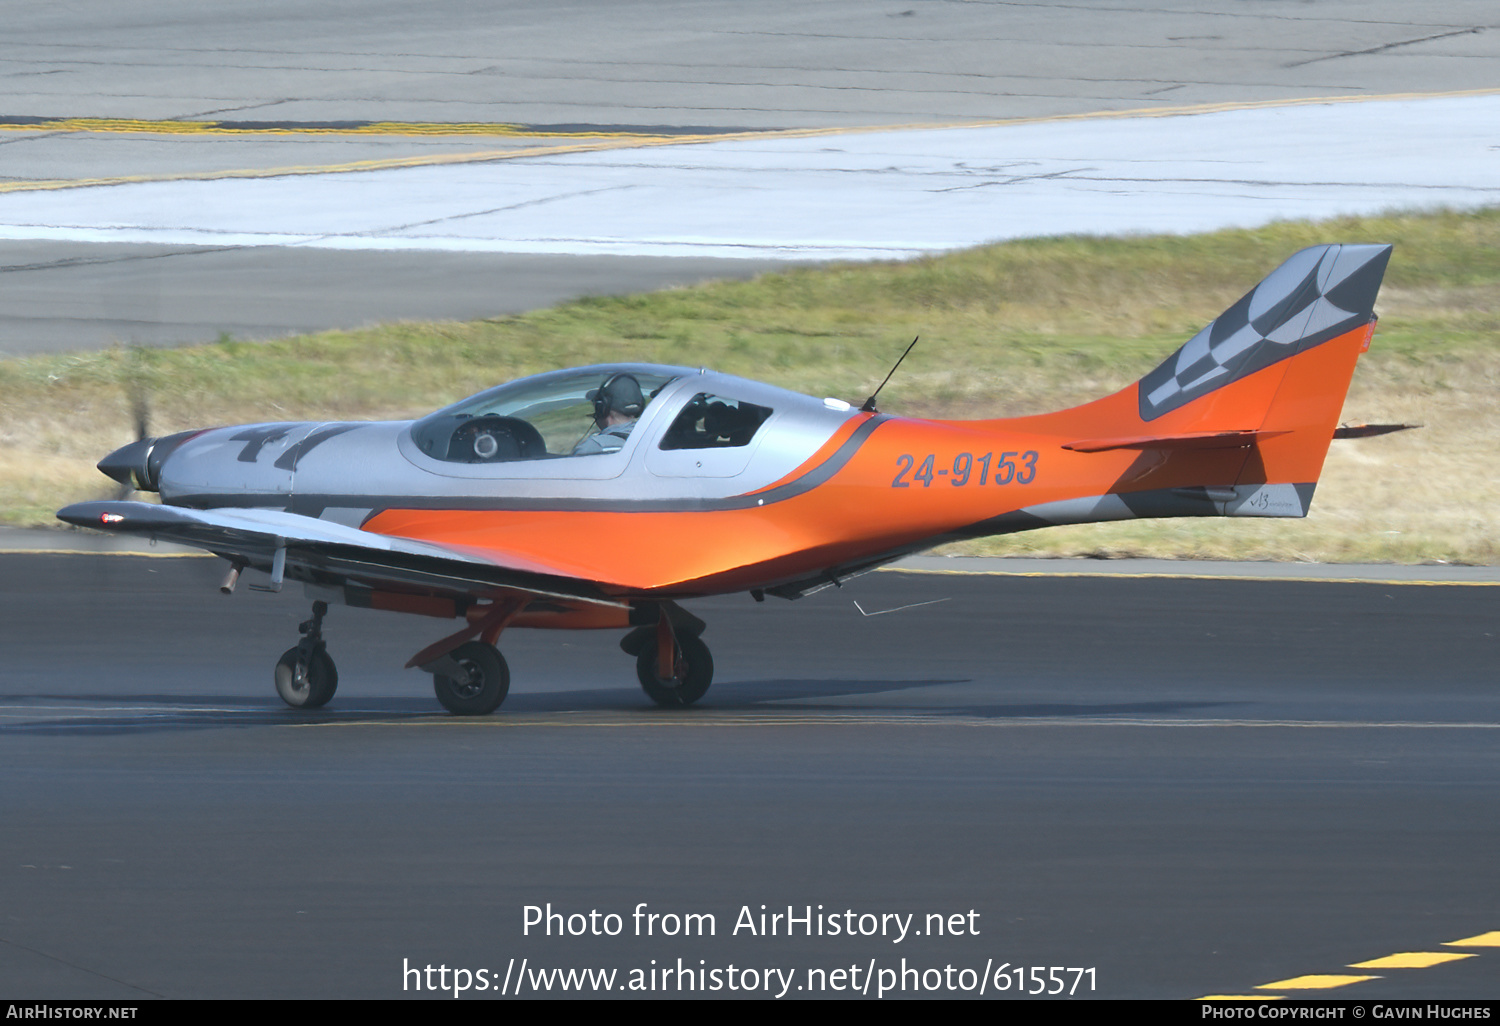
[6, 93, 1497, 265]
[3, 0, 1498, 352]
[1, 553, 1497, 999]
[3, 0, 1499, 1002]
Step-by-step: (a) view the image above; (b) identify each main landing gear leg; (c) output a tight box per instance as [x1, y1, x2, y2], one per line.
[274, 600, 338, 709]
[406, 599, 523, 716]
[622, 602, 713, 708]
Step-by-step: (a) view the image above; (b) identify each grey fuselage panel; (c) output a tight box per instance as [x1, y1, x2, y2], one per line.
[156, 368, 861, 522]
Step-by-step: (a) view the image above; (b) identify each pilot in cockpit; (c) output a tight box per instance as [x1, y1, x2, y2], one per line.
[573, 373, 645, 455]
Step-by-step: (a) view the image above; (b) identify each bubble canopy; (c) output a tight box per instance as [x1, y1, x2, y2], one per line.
[410, 364, 687, 463]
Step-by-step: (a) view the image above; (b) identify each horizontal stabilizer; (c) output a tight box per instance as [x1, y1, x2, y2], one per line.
[1062, 429, 1288, 453]
[1332, 423, 1420, 439]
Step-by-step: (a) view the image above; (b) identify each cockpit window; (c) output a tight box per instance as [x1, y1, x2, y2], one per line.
[411, 368, 677, 464]
[658, 394, 773, 450]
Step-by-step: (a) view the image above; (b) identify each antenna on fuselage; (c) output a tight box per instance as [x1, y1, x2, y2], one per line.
[860, 336, 919, 413]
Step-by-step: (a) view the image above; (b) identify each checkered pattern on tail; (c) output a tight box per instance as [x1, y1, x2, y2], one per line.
[1137, 244, 1392, 421]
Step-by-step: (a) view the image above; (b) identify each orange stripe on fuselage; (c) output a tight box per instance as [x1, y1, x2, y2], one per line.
[362, 325, 1369, 595]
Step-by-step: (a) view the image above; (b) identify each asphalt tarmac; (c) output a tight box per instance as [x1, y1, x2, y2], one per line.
[1, 552, 1496, 999]
[5, 0, 1499, 1004]
[0, 242, 789, 355]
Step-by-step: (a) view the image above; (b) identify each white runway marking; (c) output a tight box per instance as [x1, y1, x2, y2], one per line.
[2, 94, 1496, 261]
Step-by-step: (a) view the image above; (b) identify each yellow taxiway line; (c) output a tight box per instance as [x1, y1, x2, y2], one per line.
[3, 87, 1498, 195]
[5, 87, 1499, 141]
[0, 117, 672, 138]
[0, 547, 207, 558]
[1200, 930, 1498, 1000]
[882, 566, 1500, 588]
[289, 715, 1500, 731]
[1, 544, 1494, 587]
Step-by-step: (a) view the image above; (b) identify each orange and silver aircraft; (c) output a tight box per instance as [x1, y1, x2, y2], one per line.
[60, 243, 1392, 715]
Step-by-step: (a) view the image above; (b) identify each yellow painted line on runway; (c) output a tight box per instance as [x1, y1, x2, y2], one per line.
[292, 715, 988, 729]
[8, 87, 1499, 140]
[1198, 996, 1281, 1001]
[884, 567, 1500, 587]
[14, 703, 1499, 733]
[5, 546, 1491, 584]
[1350, 952, 1475, 969]
[1204, 929, 1499, 999]
[1256, 974, 1378, 991]
[0, 137, 689, 193]
[0, 548, 208, 557]
[4, 86, 1498, 195]
[289, 715, 1500, 731]
[0, 118, 676, 139]
[1446, 931, 1500, 947]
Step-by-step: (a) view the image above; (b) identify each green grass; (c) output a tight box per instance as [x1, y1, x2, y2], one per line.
[4, 208, 1498, 560]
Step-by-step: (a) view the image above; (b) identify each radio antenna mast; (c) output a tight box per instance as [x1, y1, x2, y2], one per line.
[861, 336, 919, 413]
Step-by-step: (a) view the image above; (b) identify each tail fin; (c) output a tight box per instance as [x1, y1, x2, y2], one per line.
[1030, 244, 1392, 525]
[1136, 243, 1393, 517]
[1137, 243, 1392, 422]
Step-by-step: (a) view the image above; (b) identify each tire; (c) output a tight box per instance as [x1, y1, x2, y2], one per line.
[274, 646, 338, 709]
[636, 634, 713, 707]
[432, 641, 510, 715]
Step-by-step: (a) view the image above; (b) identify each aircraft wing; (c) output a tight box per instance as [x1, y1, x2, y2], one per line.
[56, 500, 622, 606]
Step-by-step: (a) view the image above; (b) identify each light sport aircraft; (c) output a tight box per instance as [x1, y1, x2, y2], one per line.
[59, 243, 1393, 715]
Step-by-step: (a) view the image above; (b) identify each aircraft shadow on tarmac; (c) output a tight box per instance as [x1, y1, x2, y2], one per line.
[0, 679, 1238, 734]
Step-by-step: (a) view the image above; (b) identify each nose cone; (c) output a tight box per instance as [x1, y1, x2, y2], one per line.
[98, 437, 156, 490]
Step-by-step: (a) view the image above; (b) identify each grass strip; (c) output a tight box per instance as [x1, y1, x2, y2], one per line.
[3, 208, 1497, 563]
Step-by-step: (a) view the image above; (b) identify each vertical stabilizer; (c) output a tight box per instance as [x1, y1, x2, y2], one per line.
[1138, 244, 1392, 422]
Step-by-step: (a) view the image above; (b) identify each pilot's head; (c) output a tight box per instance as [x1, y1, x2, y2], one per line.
[587, 373, 645, 428]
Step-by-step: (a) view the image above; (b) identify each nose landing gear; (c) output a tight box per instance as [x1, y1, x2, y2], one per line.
[636, 634, 713, 707]
[274, 600, 338, 709]
[621, 601, 713, 708]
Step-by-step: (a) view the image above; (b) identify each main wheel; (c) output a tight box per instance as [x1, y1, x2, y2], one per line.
[636, 634, 713, 707]
[432, 641, 510, 715]
[274, 646, 338, 709]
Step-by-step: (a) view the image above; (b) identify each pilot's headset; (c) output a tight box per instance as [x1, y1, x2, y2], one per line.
[589, 373, 645, 424]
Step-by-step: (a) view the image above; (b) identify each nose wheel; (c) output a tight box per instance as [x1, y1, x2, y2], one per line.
[621, 602, 714, 708]
[274, 600, 338, 709]
[636, 634, 713, 707]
